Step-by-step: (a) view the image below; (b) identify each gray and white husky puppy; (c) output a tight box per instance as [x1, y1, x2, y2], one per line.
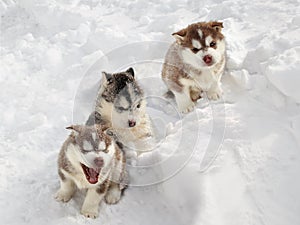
[86, 68, 155, 156]
[55, 124, 127, 218]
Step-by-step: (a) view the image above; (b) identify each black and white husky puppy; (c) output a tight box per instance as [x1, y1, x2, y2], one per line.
[86, 68, 155, 157]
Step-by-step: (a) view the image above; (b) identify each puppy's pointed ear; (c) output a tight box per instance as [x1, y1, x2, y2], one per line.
[126, 67, 134, 78]
[172, 28, 187, 44]
[102, 71, 113, 83]
[66, 125, 82, 135]
[209, 21, 223, 32]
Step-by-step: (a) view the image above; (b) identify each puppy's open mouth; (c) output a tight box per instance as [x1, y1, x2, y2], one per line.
[203, 55, 213, 66]
[81, 163, 100, 184]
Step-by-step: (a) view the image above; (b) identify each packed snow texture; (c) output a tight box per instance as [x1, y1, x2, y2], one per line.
[0, 0, 300, 225]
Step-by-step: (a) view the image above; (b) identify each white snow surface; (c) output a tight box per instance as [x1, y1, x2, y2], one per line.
[1, 0, 300, 225]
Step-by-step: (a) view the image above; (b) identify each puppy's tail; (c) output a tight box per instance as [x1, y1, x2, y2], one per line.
[163, 90, 174, 99]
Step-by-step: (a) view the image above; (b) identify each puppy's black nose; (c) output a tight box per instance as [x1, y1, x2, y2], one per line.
[94, 157, 104, 168]
[128, 120, 136, 127]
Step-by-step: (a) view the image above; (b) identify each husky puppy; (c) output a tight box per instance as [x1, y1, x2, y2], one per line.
[162, 21, 226, 113]
[86, 68, 154, 156]
[55, 124, 127, 218]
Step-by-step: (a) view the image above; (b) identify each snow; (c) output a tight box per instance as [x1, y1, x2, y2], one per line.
[265, 47, 300, 103]
[1, 0, 300, 225]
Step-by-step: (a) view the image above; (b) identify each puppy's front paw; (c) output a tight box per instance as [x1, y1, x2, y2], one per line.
[207, 88, 222, 100]
[178, 101, 195, 114]
[81, 208, 99, 219]
[105, 188, 121, 204]
[55, 189, 73, 202]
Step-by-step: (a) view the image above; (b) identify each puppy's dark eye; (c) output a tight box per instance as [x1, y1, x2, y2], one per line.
[118, 106, 127, 111]
[191, 48, 199, 53]
[103, 148, 109, 153]
[137, 103, 141, 108]
[106, 130, 114, 136]
[210, 41, 216, 47]
[107, 78, 113, 85]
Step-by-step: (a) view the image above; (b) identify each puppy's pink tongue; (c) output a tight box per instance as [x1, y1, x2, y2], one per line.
[89, 176, 98, 184]
[88, 168, 99, 184]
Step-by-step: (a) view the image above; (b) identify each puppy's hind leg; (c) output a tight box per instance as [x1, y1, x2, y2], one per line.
[173, 87, 195, 113]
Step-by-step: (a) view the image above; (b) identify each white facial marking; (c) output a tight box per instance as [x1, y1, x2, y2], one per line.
[192, 39, 201, 49]
[112, 108, 130, 128]
[67, 143, 81, 160]
[83, 140, 93, 151]
[80, 151, 100, 168]
[198, 29, 203, 39]
[206, 36, 213, 47]
[98, 141, 106, 150]
[127, 84, 135, 103]
[97, 144, 115, 169]
[92, 132, 97, 141]
[119, 96, 129, 109]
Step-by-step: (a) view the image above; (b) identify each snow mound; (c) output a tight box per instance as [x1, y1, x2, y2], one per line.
[265, 47, 300, 103]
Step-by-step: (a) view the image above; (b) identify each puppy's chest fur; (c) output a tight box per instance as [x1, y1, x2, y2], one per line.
[182, 65, 219, 91]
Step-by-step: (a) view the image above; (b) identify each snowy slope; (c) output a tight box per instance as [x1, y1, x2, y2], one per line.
[1, 0, 300, 225]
